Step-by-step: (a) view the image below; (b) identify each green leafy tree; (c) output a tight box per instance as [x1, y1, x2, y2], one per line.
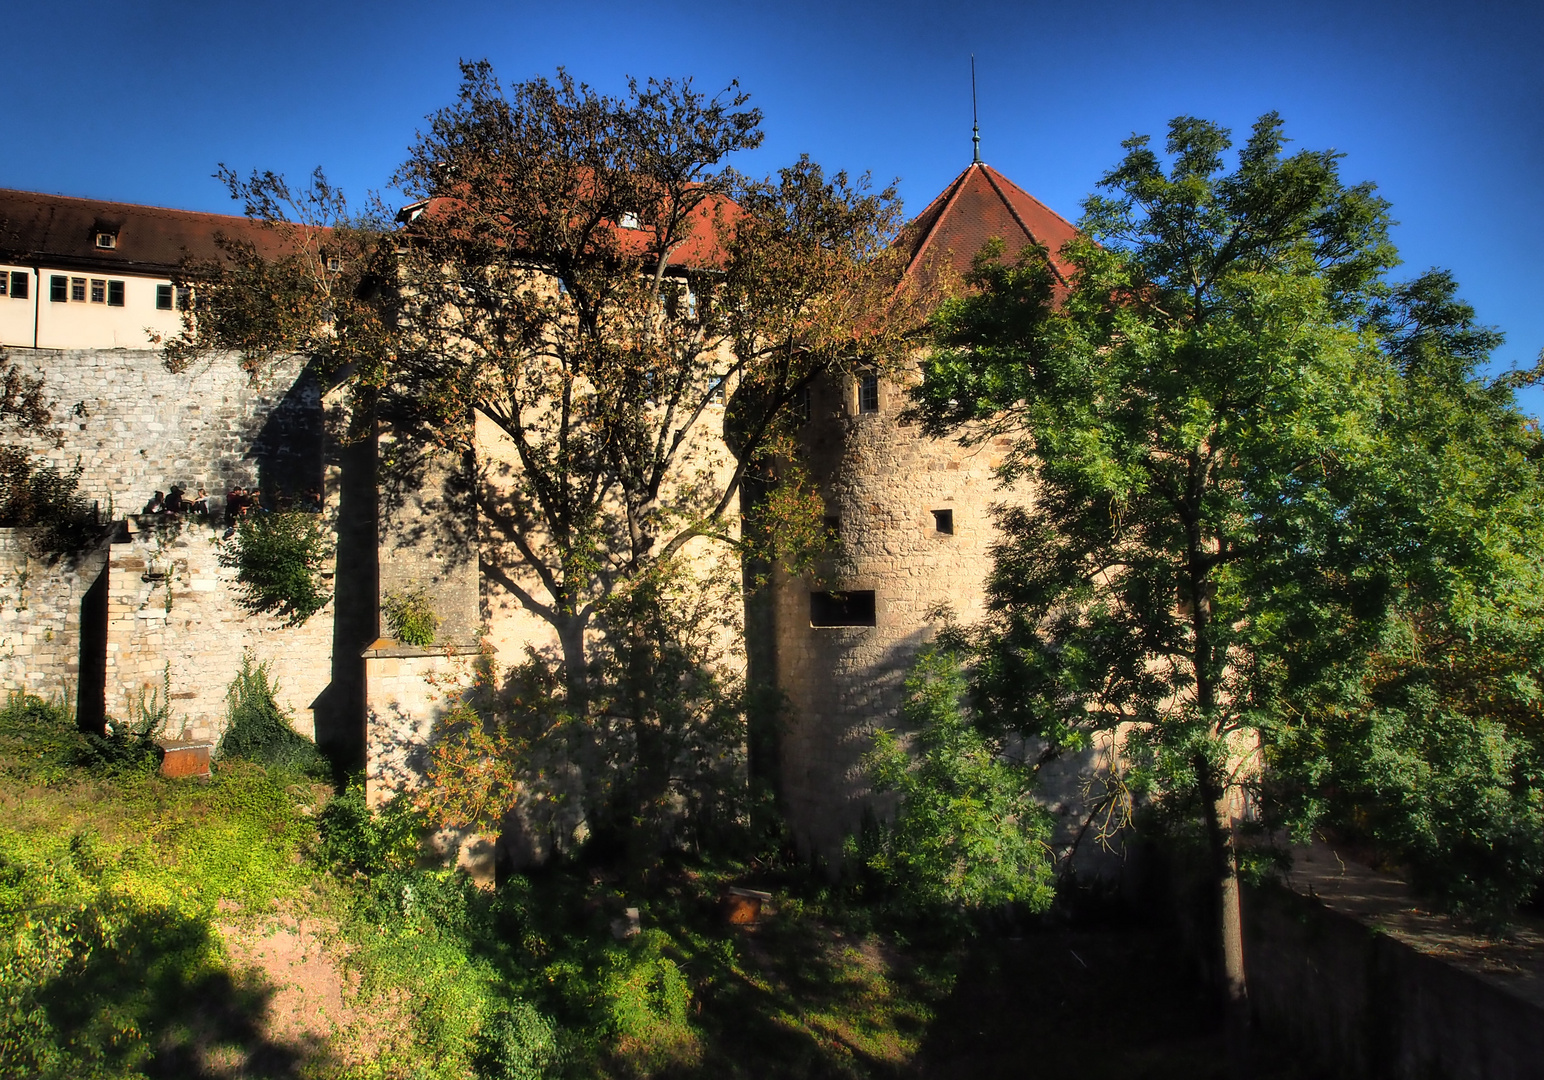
[851, 648, 1055, 914]
[165, 63, 923, 855]
[219, 510, 333, 626]
[917, 113, 1544, 1067]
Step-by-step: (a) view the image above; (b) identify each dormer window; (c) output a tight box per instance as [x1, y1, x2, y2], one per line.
[95, 232, 117, 249]
[326, 256, 342, 272]
[618, 211, 641, 230]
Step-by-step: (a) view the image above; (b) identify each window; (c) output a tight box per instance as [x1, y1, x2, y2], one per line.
[107, 280, 124, 307]
[708, 376, 726, 404]
[857, 372, 879, 414]
[810, 590, 876, 628]
[9, 273, 26, 300]
[156, 285, 173, 310]
[326, 256, 342, 272]
[618, 211, 641, 230]
[50, 276, 67, 302]
[71, 278, 86, 302]
[95, 232, 117, 249]
[175, 286, 193, 311]
[797, 385, 811, 424]
[0, 276, 4, 297]
[823, 515, 841, 537]
[89, 279, 106, 304]
[932, 508, 954, 535]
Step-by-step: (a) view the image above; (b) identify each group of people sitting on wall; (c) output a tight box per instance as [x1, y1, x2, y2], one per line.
[140, 483, 324, 532]
[141, 486, 209, 517]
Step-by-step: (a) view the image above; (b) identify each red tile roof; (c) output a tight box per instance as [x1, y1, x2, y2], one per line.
[900, 162, 1078, 286]
[0, 188, 296, 276]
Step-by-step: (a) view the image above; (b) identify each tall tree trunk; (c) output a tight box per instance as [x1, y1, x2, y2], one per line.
[1200, 770, 1251, 1079]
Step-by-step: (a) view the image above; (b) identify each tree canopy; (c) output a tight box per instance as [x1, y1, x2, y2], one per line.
[916, 112, 1544, 1063]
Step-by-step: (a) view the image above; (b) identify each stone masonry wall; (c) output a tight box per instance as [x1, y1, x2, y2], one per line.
[10, 347, 321, 517]
[105, 515, 335, 742]
[0, 530, 111, 702]
[775, 369, 1019, 861]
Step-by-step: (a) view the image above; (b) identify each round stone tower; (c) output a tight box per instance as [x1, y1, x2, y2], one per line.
[772, 161, 1080, 861]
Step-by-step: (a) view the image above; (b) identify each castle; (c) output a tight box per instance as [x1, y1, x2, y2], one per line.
[0, 162, 1121, 864]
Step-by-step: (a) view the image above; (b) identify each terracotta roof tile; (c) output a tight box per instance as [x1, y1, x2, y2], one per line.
[0, 189, 299, 276]
[900, 162, 1078, 286]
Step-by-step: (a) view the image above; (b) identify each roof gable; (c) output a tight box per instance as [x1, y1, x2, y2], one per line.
[900, 162, 1078, 287]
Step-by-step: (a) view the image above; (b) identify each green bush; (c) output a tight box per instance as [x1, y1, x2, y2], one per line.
[472, 1000, 562, 1080]
[217, 653, 329, 777]
[383, 585, 439, 647]
[851, 647, 1056, 915]
[317, 782, 425, 875]
[219, 510, 332, 626]
[0, 446, 103, 556]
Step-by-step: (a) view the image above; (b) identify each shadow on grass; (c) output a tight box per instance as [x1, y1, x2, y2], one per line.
[11, 898, 335, 1079]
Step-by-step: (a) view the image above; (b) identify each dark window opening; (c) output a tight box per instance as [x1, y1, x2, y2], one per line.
[932, 508, 954, 534]
[823, 515, 841, 536]
[11, 273, 24, 300]
[50, 276, 67, 302]
[107, 280, 124, 307]
[810, 589, 876, 627]
[858, 372, 879, 414]
[797, 385, 811, 423]
[156, 285, 173, 310]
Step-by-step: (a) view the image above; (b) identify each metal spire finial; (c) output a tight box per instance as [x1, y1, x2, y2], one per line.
[971, 55, 981, 163]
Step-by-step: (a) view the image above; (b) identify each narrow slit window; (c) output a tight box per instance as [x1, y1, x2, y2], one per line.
[810, 590, 876, 627]
[797, 385, 811, 423]
[7, 273, 25, 300]
[857, 372, 879, 414]
[932, 508, 954, 535]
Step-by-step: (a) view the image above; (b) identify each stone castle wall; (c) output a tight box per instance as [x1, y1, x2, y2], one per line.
[104, 516, 335, 741]
[774, 369, 1019, 861]
[0, 347, 347, 745]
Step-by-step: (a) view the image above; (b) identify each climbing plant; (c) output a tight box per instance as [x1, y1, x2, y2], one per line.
[219, 511, 333, 626]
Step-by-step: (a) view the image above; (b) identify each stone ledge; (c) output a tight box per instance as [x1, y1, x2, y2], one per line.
[361, 638, 481, 660]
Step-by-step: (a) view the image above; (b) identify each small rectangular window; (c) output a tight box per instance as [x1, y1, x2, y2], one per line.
[71, 278, 86, 302]
[858, 372, 879, 414]
[797, 385, 811, 424]
[51, 276, 68, 302]
[175, 286, 193, 311]
[95, 232, 117, 249]
[708, 376, 726, 404]
[90, 279, 106, 304]
[156, 285, 173, 310]
[932, 508, 954, 535]
[0, 276, 6, 297]
[107, 280, 124, 307]
[810, 590, 876, 628]
[11, 273, 25, 300]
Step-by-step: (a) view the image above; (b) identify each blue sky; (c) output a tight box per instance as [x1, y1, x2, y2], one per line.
[6, 0, 1541, 412]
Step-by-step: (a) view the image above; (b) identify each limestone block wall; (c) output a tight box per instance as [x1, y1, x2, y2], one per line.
[0, 530, 111, 702]
[105, 516, 335, 741]
[363, 643, 478, 807]
[7, 347, 322, 516]
[774, 369, 1026, 861]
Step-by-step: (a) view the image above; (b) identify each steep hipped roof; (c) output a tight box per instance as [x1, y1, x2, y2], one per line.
[0, 188, 295, 276]
[900, 161, 1078, 286]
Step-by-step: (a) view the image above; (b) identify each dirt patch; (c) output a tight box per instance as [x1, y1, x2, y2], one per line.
[220, 914, 354, 1052]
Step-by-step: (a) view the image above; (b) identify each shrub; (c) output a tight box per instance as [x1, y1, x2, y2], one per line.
[217, 653, 329, 777]
[219, 510, 332, 626]
[383, 585, 439, 647]
[317, 782, 425, 875]
[471, 1000, 561, 1080]
[0, 446, 103, 556]
[851, 647, 1056, 914]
